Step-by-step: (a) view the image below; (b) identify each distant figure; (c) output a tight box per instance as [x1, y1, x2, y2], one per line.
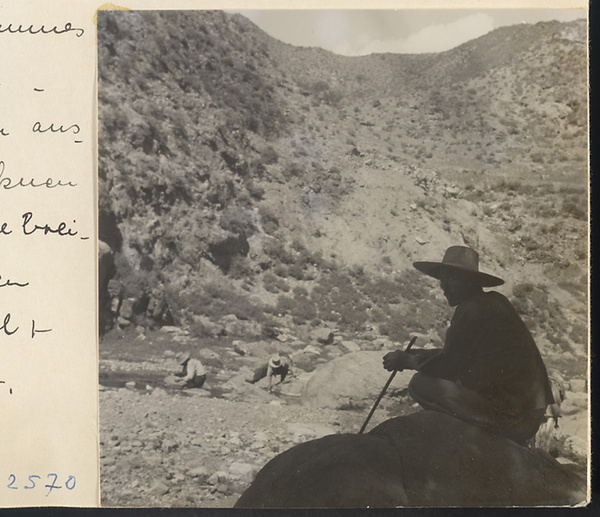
[545, 370, 566, 429]
[383, 246, 555, 446]
[247, 354, 291, 391]
[164, 351, 207, 389]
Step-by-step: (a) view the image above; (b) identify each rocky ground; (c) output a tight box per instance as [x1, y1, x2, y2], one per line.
[100, 327, 588, 508]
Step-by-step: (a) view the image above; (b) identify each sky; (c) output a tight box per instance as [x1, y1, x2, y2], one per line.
[230, 9, 587, 55]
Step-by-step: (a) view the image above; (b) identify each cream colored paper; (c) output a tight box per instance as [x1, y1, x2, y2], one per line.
[0, 0, 588, 508]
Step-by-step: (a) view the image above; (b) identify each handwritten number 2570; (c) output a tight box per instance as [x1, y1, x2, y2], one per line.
[7, 473, 76, 496]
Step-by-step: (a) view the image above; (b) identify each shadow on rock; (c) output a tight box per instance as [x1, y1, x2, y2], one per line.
[235, 410, 586, 508]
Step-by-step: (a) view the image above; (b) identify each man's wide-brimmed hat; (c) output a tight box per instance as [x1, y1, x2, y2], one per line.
[175, 351, 191, 365]
[413, 246, 504, 287]
[269, 354, 282, 368]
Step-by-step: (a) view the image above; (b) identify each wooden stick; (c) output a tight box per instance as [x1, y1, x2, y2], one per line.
[358, 336, 417, 434]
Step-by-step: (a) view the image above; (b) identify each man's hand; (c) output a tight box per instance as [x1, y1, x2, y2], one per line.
[383, 350, 418, 372]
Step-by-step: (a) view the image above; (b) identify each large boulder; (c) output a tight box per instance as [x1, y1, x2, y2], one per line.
[235, 411, 587, 508]
[301, 351, 413, 409]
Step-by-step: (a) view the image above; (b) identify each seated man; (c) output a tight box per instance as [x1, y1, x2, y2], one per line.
[383, 246, 554, 445]
[165, 351, 207, 389]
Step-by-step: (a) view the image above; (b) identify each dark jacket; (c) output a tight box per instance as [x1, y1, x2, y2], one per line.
[417, 290, 554, 417]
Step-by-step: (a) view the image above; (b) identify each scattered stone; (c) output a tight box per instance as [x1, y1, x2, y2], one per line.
[444, 185, 461, 198]
[150, 481, 169, 497]
[339, 340, 361, 353]
[286, 422, 338, 444]
[125, 381, 136, 390]
[569, 378, 586, 392]
[161, 326, 184, 334]
[197, 348, 221, 361]
[120, 298, 135, 320]
[162, 440, 178, 453]
[186, 388, 210, 397]
[233, 341, 248, 355]
[189, 467, 210, 480]
[228, 462, 258, 484]
[208, 471, 227, 485]
[302, 345, 321, 356]
[117, 316, 130, 328]
[310, 328, 335, 345]
[415, 236, 428, 245]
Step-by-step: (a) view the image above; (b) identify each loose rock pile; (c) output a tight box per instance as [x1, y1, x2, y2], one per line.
[100, 328, 588, 507]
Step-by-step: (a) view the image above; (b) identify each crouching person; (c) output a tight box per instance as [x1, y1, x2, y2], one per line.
[165, 351, 207, 389]
[246, 353, 291, 391]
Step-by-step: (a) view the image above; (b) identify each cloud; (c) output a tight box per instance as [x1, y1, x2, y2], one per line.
[346, 13, 496, 56]
[314, 11, 354, 53]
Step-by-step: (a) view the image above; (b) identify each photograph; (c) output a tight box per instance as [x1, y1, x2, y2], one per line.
[97, 8, 589, 507]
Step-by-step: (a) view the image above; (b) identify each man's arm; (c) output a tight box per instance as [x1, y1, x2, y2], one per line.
[267, 365, 274, 390]
[383, 348, 441, 372]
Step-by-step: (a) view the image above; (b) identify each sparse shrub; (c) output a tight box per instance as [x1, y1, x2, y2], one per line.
[562, 198, 586, 220]
[338, 400, 367, 411]
[172, 279, 263, 325]
[227, 255, 253, 279]
[263, 271, 289, 293]
[258, 207, 279, 234]
[287, 262, 305, 280]
[263, 239, 293, 264]
[284, 162, 304, 178]
[260, 146, 279, 165]
[379, 311, 410, 342]
[245, 178, 265, 200]
[531, 152, 544, 164]
[513, 282, 535, 299]
[364, 278, 401, 305]
[273, 263, 288, 278]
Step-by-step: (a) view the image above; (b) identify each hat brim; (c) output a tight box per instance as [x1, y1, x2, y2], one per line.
[413, 261, 504, 287]
[178, 353, 191, 364]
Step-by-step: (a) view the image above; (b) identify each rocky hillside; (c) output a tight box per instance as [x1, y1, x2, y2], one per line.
[97, 11, 588, 365]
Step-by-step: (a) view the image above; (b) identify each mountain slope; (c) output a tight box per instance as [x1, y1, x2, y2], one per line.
[97, 11, 588, 365]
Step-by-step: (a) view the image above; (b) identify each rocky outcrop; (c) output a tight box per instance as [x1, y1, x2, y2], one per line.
[235, 410, 587, 508]
[99, 240, 116, 334]
[301, 351, 413, 409]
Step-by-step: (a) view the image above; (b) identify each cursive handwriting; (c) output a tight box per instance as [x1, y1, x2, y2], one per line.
[0, 22, 84, 37]
[31, 320, 52, 338]
[21, 211, 80, 237]
[0, 313, 52, 338]
[32, 122, 80, 135]
[0, 381, 12, 395]
[0, 161, 77, 189]
[0, 128, 8, 136]
[0, 275, 29, 288]
[0, 313, 18, 336]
